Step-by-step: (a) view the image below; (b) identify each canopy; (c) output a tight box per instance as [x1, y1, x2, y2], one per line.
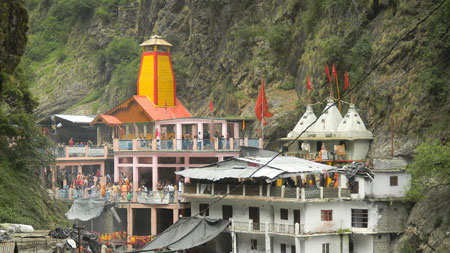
[65, 198, 106, 221]
[141, 217, 230, 251]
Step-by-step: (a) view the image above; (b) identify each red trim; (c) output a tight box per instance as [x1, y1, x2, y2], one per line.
[136, 53, 145, 96]
[154, 51, 158, 105]
[167, 52, 176, 106]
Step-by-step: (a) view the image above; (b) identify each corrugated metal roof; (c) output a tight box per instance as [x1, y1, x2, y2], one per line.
[55, 114, 95, 124]
[176, 155, 336, 182]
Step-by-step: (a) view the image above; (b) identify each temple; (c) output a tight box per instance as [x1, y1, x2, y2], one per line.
[44, 36, 261, 249]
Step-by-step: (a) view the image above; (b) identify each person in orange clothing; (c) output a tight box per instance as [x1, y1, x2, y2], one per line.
[120, 183, 128, 200]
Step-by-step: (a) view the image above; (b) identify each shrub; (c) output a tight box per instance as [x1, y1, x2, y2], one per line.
[279, 81, 295, 90]
[104, 37, 140, 67]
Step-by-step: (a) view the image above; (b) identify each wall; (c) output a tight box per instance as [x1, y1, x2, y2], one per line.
[372, 233, 390, 252]
[237, 233, 266, 252]
[305, 235, 341, 253]
[367, 172, 410, 198]
[304, 201, 378, 233]
[272, 236, 296, 253]
[349, 140, 370, 161]
[376, 202, 408, 233]
[353, 234, 373, 253]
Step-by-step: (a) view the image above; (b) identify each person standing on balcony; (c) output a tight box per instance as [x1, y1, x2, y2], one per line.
[68, 138, 73, 147]
[168, 184, 175, 203]
[197, 132, 202, 150]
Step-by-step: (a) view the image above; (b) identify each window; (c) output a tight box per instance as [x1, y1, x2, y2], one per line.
[291, 245, 296, 253]
[321, 210, 333, 221]
[322, 243, 330, 253]
[199, 204, 209, 216]
[350, 181, 359, 194]
[390, 176, 398, 186]
[280, 208, 288, 220]
[351, 209, 368, 228]
[280, 243, 286, 253]
[222, 205, 233, 220]
[251, 239, 257, 250]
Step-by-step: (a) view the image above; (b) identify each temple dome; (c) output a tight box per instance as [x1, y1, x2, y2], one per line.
[336, 104, 373, 138]
[287, 104, 317, 138]
[309, 97, 343, 137]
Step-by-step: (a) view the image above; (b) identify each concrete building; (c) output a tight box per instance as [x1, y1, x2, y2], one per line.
[177, 153, 410, 253]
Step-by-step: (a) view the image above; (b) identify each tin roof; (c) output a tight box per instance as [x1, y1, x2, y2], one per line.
[140, 35, 173, 47]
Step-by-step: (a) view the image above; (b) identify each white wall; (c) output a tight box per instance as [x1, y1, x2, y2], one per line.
[368, 172, 410, 198]
[305, 235, 341, 253]
[304, 201, 378, 233]
[349, 140, 370, 160]
[272, 236, 296, 253]
[353, 234, 373, 253]
[237, 233, 266, 252]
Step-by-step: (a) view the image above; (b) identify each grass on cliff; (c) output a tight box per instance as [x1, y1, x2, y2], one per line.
[0, 159, 70, 229]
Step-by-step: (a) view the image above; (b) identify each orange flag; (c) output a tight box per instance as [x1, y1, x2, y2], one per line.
[242, 120, 245, 130]
[325, 64, 331, 85]
[255, 75, 273, 125]
[209, 100, 214, 113]
[332, 63, 337, 81]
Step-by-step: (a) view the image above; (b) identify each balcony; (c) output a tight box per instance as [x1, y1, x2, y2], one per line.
[182, 183, 351, 202]
[53, 146, 109, 160]
[113, 137, 262, 152]
[230, 220, 302, 235]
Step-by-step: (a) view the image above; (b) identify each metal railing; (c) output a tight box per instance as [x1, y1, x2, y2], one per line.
[231, 220, 298, 235]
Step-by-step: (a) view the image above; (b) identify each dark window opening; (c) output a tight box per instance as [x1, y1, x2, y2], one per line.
[280, 208, 288, 220]
[351, 209, 368, 228]
[350, 181, 359, 194]
[322, 243, 330, 253]
[199, 204, 209, 216]
[222, 205, 233, 220]
[390, 176, 398, 186]
[281, 243, 286, 253]
[251, 239, 257, 250]
[321, 210, 333, 221]
[291, 245, 296, 253]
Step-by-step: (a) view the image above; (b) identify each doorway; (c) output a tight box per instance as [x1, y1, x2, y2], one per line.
[249, 207, 260, 230]
[294, 209, 300, 225]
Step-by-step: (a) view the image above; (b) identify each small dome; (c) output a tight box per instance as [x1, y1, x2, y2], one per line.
[288, 104, 317, 137]
[309, 97, 343, 136]
[336, 104, 373, 138]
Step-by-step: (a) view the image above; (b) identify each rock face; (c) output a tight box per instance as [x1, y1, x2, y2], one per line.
[0, 0, 27, 75]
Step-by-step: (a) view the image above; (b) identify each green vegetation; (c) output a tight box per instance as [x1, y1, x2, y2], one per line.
[407, 141, 450, 201]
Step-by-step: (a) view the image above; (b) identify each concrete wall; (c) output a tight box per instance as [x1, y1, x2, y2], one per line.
[367, 172, 410, 198]
[375, 202, 408, 232]
[348, 140, 370, 160]
[304, 201, 378, 233]
[237, 233, 266, 252]
[372, 233, 390, 253]
[305, 235, 341, 253]
[353, 234, 373, 253]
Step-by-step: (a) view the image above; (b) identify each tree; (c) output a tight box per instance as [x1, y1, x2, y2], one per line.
[407, 141, 450, 200]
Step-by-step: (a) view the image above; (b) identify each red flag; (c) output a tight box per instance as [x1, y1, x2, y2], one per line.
[325, 64, 331, 85]
[255, 76, 274, 123]
[344, 71, 349, 90]
[332, 63, 337, 80]
[307, 75, 312, 90]
[209, 100, 214, 113]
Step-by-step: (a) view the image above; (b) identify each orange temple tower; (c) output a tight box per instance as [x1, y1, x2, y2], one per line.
[137, 35, 176, 107]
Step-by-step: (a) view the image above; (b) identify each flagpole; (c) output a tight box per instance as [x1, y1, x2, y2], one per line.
[336, 73, 342, 112]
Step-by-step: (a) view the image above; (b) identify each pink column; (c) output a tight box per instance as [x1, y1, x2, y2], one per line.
[151, 207, 157, 235]
[218, 156, 224, 162]
[233, 123, 239, 139]
[152, 156, 159, 191]
[221, 122, 227, 138]
[176, 123, 182, 150]
[184, 156, 189, 171]
[173, 208, 179, 223]
[77, 164, 82, 174]
[133, 157, 138, 201]
[176, 157, 181, 183]
[114, 156, 119, 182]
[100, 162, 105, 177]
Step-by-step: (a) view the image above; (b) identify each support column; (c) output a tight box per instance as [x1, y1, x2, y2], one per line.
[51, 166, 56, 189]
[198, 123, 203, 137]
[173, 208, 179, 223]
[152, 156, 159, 191]
[77, 164, 82, 174]
[231, 230, 237, 253]
[218, 156, 224, 162]
[176, 123, 182, 150]
[114, 156, 119, 182]
[97, 126, 101, 146]
[133, 156, 138, 201]
[175, 157, 181, 183]
[295, 238, 300, 253]
[221, 121, 228, 138]
[184, 156, 189, 171]
[100, 162, 105, 177]
[265, 232, 271, 253]
[151, 207, 157, 236]
[127, 206, 133, 251]
[233, 122, 239, 139]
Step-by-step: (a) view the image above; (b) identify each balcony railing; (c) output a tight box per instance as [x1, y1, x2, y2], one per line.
[53, 146, 108, 159]
[182, 183, 351, 202]
[113, 137, 262, 152]
[230, 220, 303, 235]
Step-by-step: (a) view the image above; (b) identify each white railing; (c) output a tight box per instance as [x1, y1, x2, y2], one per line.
[231, 220, 299, 235]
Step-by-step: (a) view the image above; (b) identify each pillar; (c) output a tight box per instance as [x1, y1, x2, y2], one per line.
[97, 126, 101, 146]
[176, 157, 181, 183]
[265, 232, 271, 253]
[198, 123, 203, 138]
[233, 122, 239, 139]
[231, 230, 237, 253]
[173, 208, 179, 223]
[127, 206, 133, 251]
[133, 157, 138, 201]
[152, 156, 159, 191]
[78, 164, 82, 174]
[100, 162, 105, 177]
[295, 238, 300, 253]
[151, 207, 157, 235]
[221, 122, 227, 138]
[114, 156, 119, 182]
[218, 156, 224, 162]
[51, 166, 56, 189]
[184, 156, 189, 171]
[176, 123, 182, 150]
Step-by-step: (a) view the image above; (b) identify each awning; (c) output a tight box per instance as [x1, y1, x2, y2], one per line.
[141, 217, 230, 251]
[65, 198, 106, 221]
